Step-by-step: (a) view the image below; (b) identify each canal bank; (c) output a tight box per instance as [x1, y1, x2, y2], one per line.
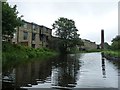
[102, 50, 120, 61]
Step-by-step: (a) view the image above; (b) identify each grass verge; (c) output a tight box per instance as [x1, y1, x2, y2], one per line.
[102, 50, 120, 58]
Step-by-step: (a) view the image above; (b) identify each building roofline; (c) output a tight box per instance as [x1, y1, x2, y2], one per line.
[22, 20, 31, 24]
[82, 39, 96, 44]
[40, 25, 52, 30]
[22, 20, 52, 30]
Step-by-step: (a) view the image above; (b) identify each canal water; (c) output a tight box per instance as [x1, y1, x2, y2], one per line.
[2, 52, 119, 90]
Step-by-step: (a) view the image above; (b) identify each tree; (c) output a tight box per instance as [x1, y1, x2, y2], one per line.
[111, 35, 120, 50]
[104, 42, 110, 50]
[52, 17, 82, 53]
[2, 2, 23, 41]
[112, 35, 120, 42]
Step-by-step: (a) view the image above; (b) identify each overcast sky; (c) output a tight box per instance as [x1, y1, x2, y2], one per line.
[8, 0, 119, 44]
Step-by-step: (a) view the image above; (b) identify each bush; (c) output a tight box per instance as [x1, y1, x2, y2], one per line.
[111, 41, 120, 50]
[110, 35, 120, 50]
[2, 42, 57, 68]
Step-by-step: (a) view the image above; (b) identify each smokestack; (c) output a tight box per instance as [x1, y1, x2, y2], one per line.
[101, 29, 104, 49]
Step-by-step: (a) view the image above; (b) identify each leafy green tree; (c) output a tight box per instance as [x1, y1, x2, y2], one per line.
[104, 42, 110, 50]
[2, 2, 23, 41]
[112, 35, 120, 42]
[52, 17, 82, 53]
[111, 35, 120, 50]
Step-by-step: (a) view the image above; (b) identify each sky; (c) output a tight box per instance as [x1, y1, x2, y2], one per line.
[7, 0, 119, 45]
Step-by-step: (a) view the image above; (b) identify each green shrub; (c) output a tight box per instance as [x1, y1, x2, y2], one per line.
[2, 42, 58, 68]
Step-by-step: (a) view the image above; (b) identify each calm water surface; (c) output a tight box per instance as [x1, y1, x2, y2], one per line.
[2, 52, 119, 89]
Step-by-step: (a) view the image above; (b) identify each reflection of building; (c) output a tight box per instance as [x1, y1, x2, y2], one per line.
[12, 20, 52, 48]
[15, 60, 52, 87]
[80, 39, 97, 50]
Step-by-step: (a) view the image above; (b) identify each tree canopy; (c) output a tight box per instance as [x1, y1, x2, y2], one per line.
[2, 2, 23, 40]
[111, 35, 120, 50]
[112, 35, 120, 42]
[52, 17, 83, 53]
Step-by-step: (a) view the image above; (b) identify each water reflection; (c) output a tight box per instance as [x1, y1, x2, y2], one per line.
[2, 59, 53, 89]
[101, 53, 106, 78]
[2, 53, 118, 89]
[2, 54, 81, 89]
[51, 54, 81, 89]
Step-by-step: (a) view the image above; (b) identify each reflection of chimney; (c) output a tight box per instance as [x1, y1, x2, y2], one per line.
[101, 29, 104, 49]
[102, 58, 106, 78]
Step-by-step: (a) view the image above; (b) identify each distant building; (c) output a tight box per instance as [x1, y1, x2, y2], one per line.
[12, 20, 52, 48]
[80, 39, 97, 50]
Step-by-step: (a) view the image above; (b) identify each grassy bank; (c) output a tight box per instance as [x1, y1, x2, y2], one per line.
[2, 42, 58, 68]
[102, 50, 120, 58]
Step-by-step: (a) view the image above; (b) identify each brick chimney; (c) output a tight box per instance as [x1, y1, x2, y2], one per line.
[101, 29, 104, 49]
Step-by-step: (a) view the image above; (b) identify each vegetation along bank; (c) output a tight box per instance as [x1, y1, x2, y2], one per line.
[2, 42, 58, 68]
[102, 35, 120, 61]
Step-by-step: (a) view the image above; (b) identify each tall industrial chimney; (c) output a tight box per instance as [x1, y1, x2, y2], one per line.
[101, 29, 104, 49]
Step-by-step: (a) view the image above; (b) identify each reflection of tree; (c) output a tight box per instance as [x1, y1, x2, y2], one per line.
[52, 54, 81, 88]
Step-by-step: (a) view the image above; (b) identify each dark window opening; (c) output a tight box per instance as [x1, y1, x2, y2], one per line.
[32, 44, 35, 48]
[32, 33, 36, 41]
[46, 36, 48, 41]
[23, 32, 28, 40]
[39, 29, 41, 34]
[40, 34, 44, 41]
[46, 45, 48, 47]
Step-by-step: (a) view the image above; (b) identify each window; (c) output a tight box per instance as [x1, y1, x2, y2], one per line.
[23, 32, 28, 40]
[39, 29, 41, 34]
[32, 33, 36, 40]
[46, 45, 48, 47]
[46, 28, 48, 33]
[33, 25, 36, 30]
[39, 34, 42, 41]
[46, 36, 48, 41]
[39, 34, 44, 41]
[32, 44, 35, 48]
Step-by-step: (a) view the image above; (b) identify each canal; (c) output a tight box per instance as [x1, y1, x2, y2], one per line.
[2, 52, 119, 90]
